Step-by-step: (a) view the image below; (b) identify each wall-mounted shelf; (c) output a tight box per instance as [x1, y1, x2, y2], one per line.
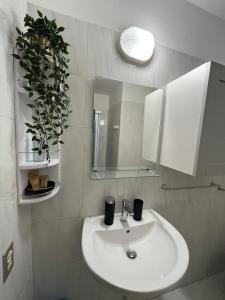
[19, 158, 60, 170]
[15, 76, 61, 205]
[18, 184, 60, 205]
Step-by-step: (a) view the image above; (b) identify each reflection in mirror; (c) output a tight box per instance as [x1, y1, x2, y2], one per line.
[91, 77, 164, 179]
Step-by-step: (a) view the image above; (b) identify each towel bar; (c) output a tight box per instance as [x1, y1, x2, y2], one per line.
[161, 181, 225, 191]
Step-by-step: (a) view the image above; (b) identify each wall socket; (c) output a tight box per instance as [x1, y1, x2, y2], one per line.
[2, 242, 14, 283]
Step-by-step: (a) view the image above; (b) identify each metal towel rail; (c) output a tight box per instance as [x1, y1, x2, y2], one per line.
[161, 181, 225, 191]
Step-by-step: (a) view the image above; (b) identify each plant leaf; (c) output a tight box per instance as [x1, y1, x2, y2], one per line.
[27, 103, 34, 109]
[24, 86, 32, 92]
[16, 27, 22, 35]
[25, 122, 33, 128]
[58, 26, 65, 32]
[12, 54, 20, 59]
[37, 10, 43, 17]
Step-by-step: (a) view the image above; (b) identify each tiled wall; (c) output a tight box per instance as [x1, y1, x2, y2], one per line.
[0, 1, 33, 300]
[29, 4, 225, 300]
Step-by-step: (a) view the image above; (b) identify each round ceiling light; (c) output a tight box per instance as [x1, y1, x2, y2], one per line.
[119, 26, 155, 64]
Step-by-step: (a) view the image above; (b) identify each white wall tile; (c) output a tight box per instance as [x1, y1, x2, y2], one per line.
[82, 178, 105, 217]
[0, 116, 17, 202]
[0, 11, 14, 119]
[132, 44, 173, 88]
[18, 278, 34, 300]
[169, 50, 204, 82]
[79, 259, 101, 300]
[87, 23, 113, 78]
[32, 218, 81, 265]
[31, 195, 61, 223]
[0, 3, 33, 299]
[52, 13, 88, 77]
[84, 76, 94, 128]
[33, 258, 81, 300]
[68, 75, 87, 127]
[59, 126, 84, 219]
[110, 31, 134, 84]
[29, 4, 225, 300]
[27, 3, 54, 20]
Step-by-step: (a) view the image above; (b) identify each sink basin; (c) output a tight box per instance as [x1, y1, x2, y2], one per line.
[82, 209, 189, 295]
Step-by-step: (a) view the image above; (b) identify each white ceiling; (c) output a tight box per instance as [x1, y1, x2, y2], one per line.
[186, 0, 225, 20]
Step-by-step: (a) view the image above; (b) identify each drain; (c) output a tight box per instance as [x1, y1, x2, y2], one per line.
[127, 249, 137, 259]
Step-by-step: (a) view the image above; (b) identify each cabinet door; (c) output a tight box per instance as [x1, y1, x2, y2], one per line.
[160, 62, 211, 175]
[142, 89, 164, 163]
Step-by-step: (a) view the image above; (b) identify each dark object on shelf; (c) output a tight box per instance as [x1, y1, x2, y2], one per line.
[104, 196, 115, 225]
[24, 180, 55, 196]
[133, 199, 144, 221]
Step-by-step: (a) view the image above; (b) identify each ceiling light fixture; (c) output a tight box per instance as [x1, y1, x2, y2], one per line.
[119, 26, 155, 64]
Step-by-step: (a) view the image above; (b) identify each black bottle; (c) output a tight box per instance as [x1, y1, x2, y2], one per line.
[133, 199, 144, 221]
[104, 196, 115, 225]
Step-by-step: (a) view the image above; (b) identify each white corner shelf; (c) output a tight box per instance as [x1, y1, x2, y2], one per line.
[15, 76, 61, 205]
[18, 184, 60, 205]
[19, 158, 60, 170]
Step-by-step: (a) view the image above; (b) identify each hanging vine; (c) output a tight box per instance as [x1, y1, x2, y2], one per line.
[13, 10, 71, 161]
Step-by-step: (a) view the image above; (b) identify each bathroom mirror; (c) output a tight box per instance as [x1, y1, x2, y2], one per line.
[91, 77, 164, 179]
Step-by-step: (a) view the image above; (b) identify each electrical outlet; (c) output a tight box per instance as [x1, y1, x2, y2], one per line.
[2, 242, 14, 283]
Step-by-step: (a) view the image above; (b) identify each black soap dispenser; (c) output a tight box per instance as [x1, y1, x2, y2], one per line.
[104, 196, 115, 225]
[133, 198, 144, 221]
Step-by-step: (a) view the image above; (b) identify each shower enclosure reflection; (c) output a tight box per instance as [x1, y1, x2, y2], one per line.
[91, 77, 164, 179]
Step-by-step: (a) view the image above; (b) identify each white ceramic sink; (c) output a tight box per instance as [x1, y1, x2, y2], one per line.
[82, 209, 189, 295]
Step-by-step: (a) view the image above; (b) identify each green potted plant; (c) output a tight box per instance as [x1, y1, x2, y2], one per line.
[13, 10, 71, 161]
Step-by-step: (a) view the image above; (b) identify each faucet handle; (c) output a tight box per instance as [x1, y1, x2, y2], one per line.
[121, 199, 134, 222]
[122, 199, 129, 209]
[122, 199, 133, 215]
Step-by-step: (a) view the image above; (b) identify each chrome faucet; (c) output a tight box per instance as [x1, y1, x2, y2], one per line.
[121, 199, 131, 222]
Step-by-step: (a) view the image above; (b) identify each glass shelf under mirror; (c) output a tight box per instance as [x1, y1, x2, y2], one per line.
[91, 169, 160, 180]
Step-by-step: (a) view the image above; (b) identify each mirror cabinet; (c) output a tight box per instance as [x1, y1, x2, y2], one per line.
[91, 61, 225, 179]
